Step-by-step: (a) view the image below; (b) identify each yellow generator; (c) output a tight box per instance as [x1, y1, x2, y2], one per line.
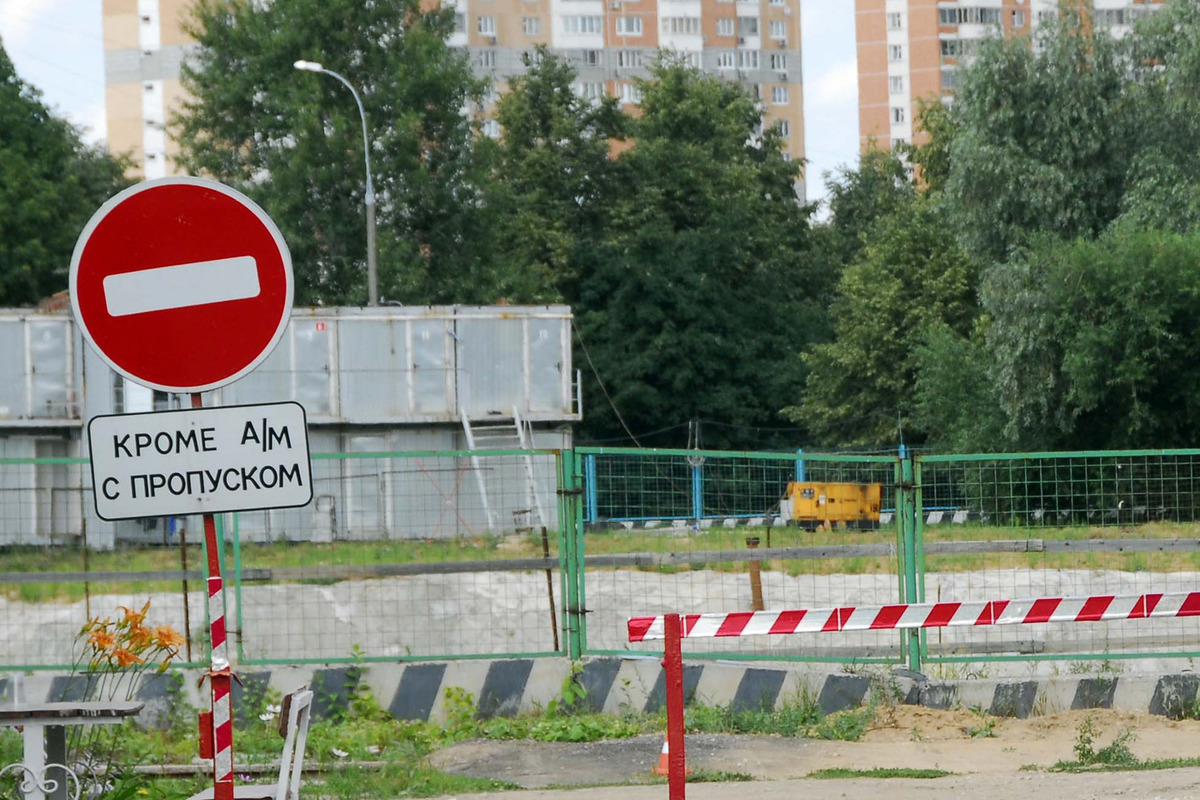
[784, 482, 882, 530]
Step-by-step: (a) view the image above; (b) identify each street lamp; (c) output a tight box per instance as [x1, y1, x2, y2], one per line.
[293, 59, 379, 306]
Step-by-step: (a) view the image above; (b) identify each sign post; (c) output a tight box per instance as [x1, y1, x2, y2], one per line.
[70, 177, 300, 800]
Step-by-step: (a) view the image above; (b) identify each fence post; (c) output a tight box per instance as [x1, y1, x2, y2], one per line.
[899, 448, 921, 672]
[690, 459, 703, 523]
[560, 449, 585, 660]
[585, 454, 598, 524]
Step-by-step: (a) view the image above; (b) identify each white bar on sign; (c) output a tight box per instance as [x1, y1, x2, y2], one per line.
[103, 256, 260, 317]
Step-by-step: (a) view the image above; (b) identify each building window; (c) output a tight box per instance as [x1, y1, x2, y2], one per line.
[616, 49, 642, 68]
[778, 120, 790, 137]
[887, 12, 903, 30]
[678, 50, 701, 68]
[482, 119, 501, 138]
[663, 16, 700, 34]
[941, 38, 961, 57]
[737, 50, 759, 70]
[889, 75, 904, 93]
[716, 51, 735, 70]
[477, 15, 496, 34]
[523, 16, 541, 34]
[1012, 10, 1026, 28]
[453, 13, 466, 32]
[941, 68, 959, 91]
[889, 44, 903, 61]
[477, 49, 497, 68]
[769, 20, 786, 40]
[1037, 11, 1056, 26]
[575, 81, 605, 100]
[769, 52, 787, 71]
[563, 15, 603, 33]
[771, 86, 788, 105]
[939, 7, 1002, 26]
[1128, 6, 1161, 23]
[1094, 9, 1127, 27]
[619, 83, 643, 104]
[616, 15, 643, 35]
[583, 49, 603, 66]
[738, 16, 758, 36]
[716, 18, 735, 37]
[768, 0, 785, 6]
[891, 106, 905, 124]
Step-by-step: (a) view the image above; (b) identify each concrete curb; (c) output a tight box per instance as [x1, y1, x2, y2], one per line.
[5, 660, 1198, 726]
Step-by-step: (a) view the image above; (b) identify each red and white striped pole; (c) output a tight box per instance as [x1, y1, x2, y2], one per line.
[193, 392, 235, 800]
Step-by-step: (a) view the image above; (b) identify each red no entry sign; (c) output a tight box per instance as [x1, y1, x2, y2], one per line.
[69, 177, 293, 393]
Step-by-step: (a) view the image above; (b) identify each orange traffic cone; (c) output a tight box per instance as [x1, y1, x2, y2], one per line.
[653, 738, 671, 776]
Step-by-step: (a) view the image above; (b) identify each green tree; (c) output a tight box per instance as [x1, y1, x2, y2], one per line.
[982, 227, 1200, 450]
[574, 60, 820, 449]
[946, 16, 1130, 263]
[175, 0, 495, 306]
[820, 147, 915, 267]
[901, 98, 957, 196]
[911, 322, 1005, 452]
[1117, 0, 1200, 232]
[488, 48, 626, 303]
[794, 199, 977, 447]
[0, 42, 129, 305]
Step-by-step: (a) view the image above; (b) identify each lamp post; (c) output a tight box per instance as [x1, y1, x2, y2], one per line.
[293, 60, 378, 306]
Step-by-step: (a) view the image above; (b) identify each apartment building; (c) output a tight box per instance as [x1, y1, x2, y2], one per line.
[102, 0, 805, 184]
[855, 0, 1164, 152]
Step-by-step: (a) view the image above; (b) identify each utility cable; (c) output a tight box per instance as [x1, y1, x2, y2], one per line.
[571, 318, 642, 448]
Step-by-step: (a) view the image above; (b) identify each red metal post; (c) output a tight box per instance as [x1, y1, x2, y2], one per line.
[193, 392, 235, 800]
[664, 613, 687, 799]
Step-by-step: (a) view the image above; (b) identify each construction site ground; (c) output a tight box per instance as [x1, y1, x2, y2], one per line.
[428, 706, 1200, 799]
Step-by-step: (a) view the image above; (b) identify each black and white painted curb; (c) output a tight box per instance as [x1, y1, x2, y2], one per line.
[6, 659, 1200, 726]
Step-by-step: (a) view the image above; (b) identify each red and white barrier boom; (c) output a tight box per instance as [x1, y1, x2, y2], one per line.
[630, 591, 1200, 799]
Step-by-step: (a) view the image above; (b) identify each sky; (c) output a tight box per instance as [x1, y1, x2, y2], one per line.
[0, 0, 859, 207]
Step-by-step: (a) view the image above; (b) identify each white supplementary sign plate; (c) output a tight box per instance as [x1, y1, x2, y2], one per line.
[88, 402, 313, 521]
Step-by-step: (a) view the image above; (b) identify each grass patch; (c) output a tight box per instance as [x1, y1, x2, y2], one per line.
[1045, 716, 1141, 773]
[685, 695, 823, 738]
[682, 768, 755, 783]
[808, 767, 953, 779]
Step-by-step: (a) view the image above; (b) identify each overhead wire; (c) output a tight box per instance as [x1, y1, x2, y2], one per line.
[570, 318, 643, 448]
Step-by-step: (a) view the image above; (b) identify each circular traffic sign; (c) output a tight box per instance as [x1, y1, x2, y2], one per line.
[70, 177, 293, 393]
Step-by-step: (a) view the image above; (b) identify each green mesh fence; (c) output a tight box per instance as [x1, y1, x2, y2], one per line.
[578, 448, 906, 663]
[6, 448, 1200, 670]
[916, 451, 1200, 666]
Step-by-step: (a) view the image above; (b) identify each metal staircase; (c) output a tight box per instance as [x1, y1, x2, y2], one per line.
[461, 406, 546, 533]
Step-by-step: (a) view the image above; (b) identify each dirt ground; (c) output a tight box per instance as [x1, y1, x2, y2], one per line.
[428, 708, 1200, 798]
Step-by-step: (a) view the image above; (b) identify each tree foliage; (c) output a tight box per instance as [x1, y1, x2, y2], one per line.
[821, 147, 915, 267]
[574, 61, 821, 449]
[175, 0, 492, 305]
[795, 199, 977, 446]
[488, 48, 626, 303]
[0, 42, 129, 306]
[1116, 0, 1200, 231]
[980, 227, 1200, 450]
[945, 15, 1130, 264]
